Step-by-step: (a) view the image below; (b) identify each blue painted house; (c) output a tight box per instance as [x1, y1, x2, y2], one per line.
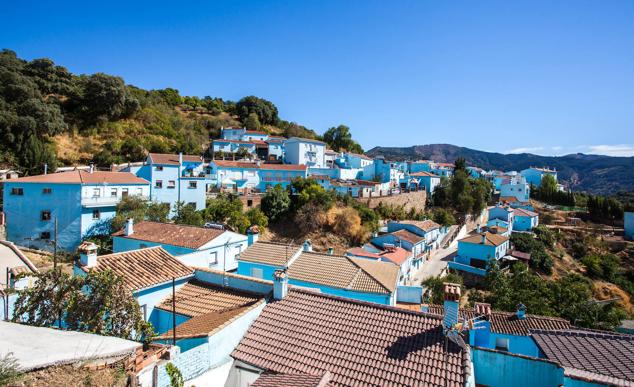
[283, 137, 326, 168]
[409, 172, 441, 194]
[212, 139, 257, 156]
[450, 231, 510, 276]
[386, 219, 442, 250]
[220, 127, 247, 140]
[112, 219, 248, 271]
[625, 212, 633, 240]
[3, 170, 150, 252]
[134, 153, 207, 214]
[513, 208, 539, 232]
[487, 205, 515, 229]
[499, 176, 530, 203]
[209, 160, 307, 194]
[73, 243, 194, 327]
[237, 241, 400, 305]
[520, 167, 557, 187]
[147, 268, 270, 384]
[0, 240, 39, 320]
[372, 229, 427, 261]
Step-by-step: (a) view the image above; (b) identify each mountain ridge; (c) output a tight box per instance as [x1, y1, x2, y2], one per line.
[366, 144, 634, 195]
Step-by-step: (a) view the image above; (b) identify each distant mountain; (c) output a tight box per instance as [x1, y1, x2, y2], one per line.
[366, 144, 634, 195]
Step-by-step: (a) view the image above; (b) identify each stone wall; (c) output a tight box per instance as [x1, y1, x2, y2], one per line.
[356, 190, 427, 212]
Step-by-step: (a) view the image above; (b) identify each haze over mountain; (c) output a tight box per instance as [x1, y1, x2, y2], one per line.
[366, 144, 634, 195]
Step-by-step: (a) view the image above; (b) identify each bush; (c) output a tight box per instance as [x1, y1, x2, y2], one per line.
[260, 185, 290, 222]
[581, 253, 621, 282]
[295, 203, 325, 234]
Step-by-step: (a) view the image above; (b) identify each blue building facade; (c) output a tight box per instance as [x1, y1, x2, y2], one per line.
[625, 212, 633, 240]
[450, 232, 510, 276]
[3, 170, 150, 252]
[520, 167, 557, 187]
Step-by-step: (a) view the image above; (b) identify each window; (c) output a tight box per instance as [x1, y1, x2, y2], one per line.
[155, 180, 163, 189]
[42, 188, 52, 194]
[247, 199, 253, 207]
[141, 304, 147, 321]
[92, 209, 101, 219]
[121, 188, 129, 198]
[251, 267, 263, 279]
[10, 187, 23, 196]
[495, 337, 510, 351]
[188, 181, 197, 189]
[209, 251, 218, 266]
[110, 188, 117, 197]
[167, 180, 176, 189]
[156, 166, 163, 171]
[136, 188, 143, 195]
[92, 188, 101, 197]
[187, 202, 196, 209]
[41, 211, 51, 221]
[40, 231, 51, 240]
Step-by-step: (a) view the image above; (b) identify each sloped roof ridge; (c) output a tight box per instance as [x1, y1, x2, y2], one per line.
[346, 255, 391, 293]
[289, 288, 445, 320]
[530, 328, 634, 340]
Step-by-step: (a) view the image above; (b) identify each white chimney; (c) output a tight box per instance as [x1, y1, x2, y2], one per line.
[481, 234, 487, 244]
[125, 218, 134, 236]
[247, 225, 260, 246]
[89, 164, 94, 174]
[443, 282, 461, 329]
[273, 270, 288, 300]
[43, 163, 48, 175]
[79, 242, 98, 268]
[327, 247, 334, 255]
[516, 303, 527, 320]
[303, 240, 312, 252]
[179, 152, 183, 165]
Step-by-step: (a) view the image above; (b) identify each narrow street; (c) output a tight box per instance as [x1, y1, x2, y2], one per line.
[410, 223, 469, 284]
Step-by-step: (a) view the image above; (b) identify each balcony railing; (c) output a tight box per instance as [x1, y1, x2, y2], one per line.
[81, 196, 121, 207]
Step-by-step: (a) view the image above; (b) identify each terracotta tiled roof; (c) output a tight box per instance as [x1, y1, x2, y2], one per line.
[425, 305, 571, 336]
[149, 153, 202, 165]
[286, 137, 326, 145]
[232, 290, 471, 386]
[391, 229, 425, 244]
[459, 232, 509, 247]
[378, 247, 412, 266]
[259, 164, 307, 171]
[238, 241, 303, 267]
[112, 221, 225, 249]
[214, 139, 255, 145]
[513, 208, 538, 217]
[510, 250, 531, 261]
[245, 130, 268, 135]
[153, 280, 265, 340]
[251, 372, 332, 387]
[345, 247, 380, 259]
[79, 247, 193, 292]
[499, 196, 519, 203]
[396, 219, 441, 232]
[409, 171, 438, 177]
[9, 170, 149, 185]
[287, 252, 399, 294]
[532, 329, 634, 385]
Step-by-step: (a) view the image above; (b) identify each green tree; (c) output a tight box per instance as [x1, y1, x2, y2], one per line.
[173, 202, 204, 226]
[260, 185, 291, 221]
[166, 363, 184, 387]
[12, 268, 82, 327]
[246, 207, 269, 230]
[244, 112, 261, 131]
[322, 125, 363, 153]
[0, 353, 22, 386]
[235, 96, 278, 125]
[65, 270, 154, 341]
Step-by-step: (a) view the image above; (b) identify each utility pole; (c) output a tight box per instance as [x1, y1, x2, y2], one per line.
[172, 277, 176, 346]
[53, 217, 58, 269]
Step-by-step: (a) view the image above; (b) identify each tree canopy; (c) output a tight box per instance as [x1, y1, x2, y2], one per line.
[323, 125, 363, 153]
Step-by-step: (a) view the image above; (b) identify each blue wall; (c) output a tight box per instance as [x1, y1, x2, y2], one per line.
[113, 236, 195, 256]
[288, 278, 393, 305]
[4, 182, 82, 251]
[513, 215, 537, 231]
[624, 212, 633, 240]
[236, 261, 282, 281]
[471, 348, 564, 387]
[134, 277, 192, 328]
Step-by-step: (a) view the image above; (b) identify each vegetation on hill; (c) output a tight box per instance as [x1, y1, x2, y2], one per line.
[367, 143, 634, 195]
[0, 49, 364, 174]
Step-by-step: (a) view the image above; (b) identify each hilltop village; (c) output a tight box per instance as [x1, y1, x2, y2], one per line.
[2, 124, 634, 387]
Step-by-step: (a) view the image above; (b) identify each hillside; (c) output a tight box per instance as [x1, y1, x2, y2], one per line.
[367, 144, 634, 195]
[0, 49, 320, 174]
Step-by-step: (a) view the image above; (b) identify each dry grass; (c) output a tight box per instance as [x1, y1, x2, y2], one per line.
[10, 365, 127, 387]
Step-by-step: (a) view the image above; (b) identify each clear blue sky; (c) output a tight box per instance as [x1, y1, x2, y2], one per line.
[3, 1, 634, 156]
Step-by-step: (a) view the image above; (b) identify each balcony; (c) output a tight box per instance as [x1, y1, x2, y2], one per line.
[81, 196, 121, 208]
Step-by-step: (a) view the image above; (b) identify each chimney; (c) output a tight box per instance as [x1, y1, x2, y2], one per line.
[178, 152, 183, 165]
[443, 282, 461, 329]
[89, 164, 94, 174]
[273, 270, 288, 300]
[247, 225, 260, 246]
[125, 218, 134, 236]
[476, 223, 481, 233]
[327, 247, 334, 255]
[474, 302, 492, 319]
[516, 303, 527, 320]
[481, 233, 487, 244]
[78, 241, 98, 268]
[303, 240, 312, 252]
[43, 163, 48, 175]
